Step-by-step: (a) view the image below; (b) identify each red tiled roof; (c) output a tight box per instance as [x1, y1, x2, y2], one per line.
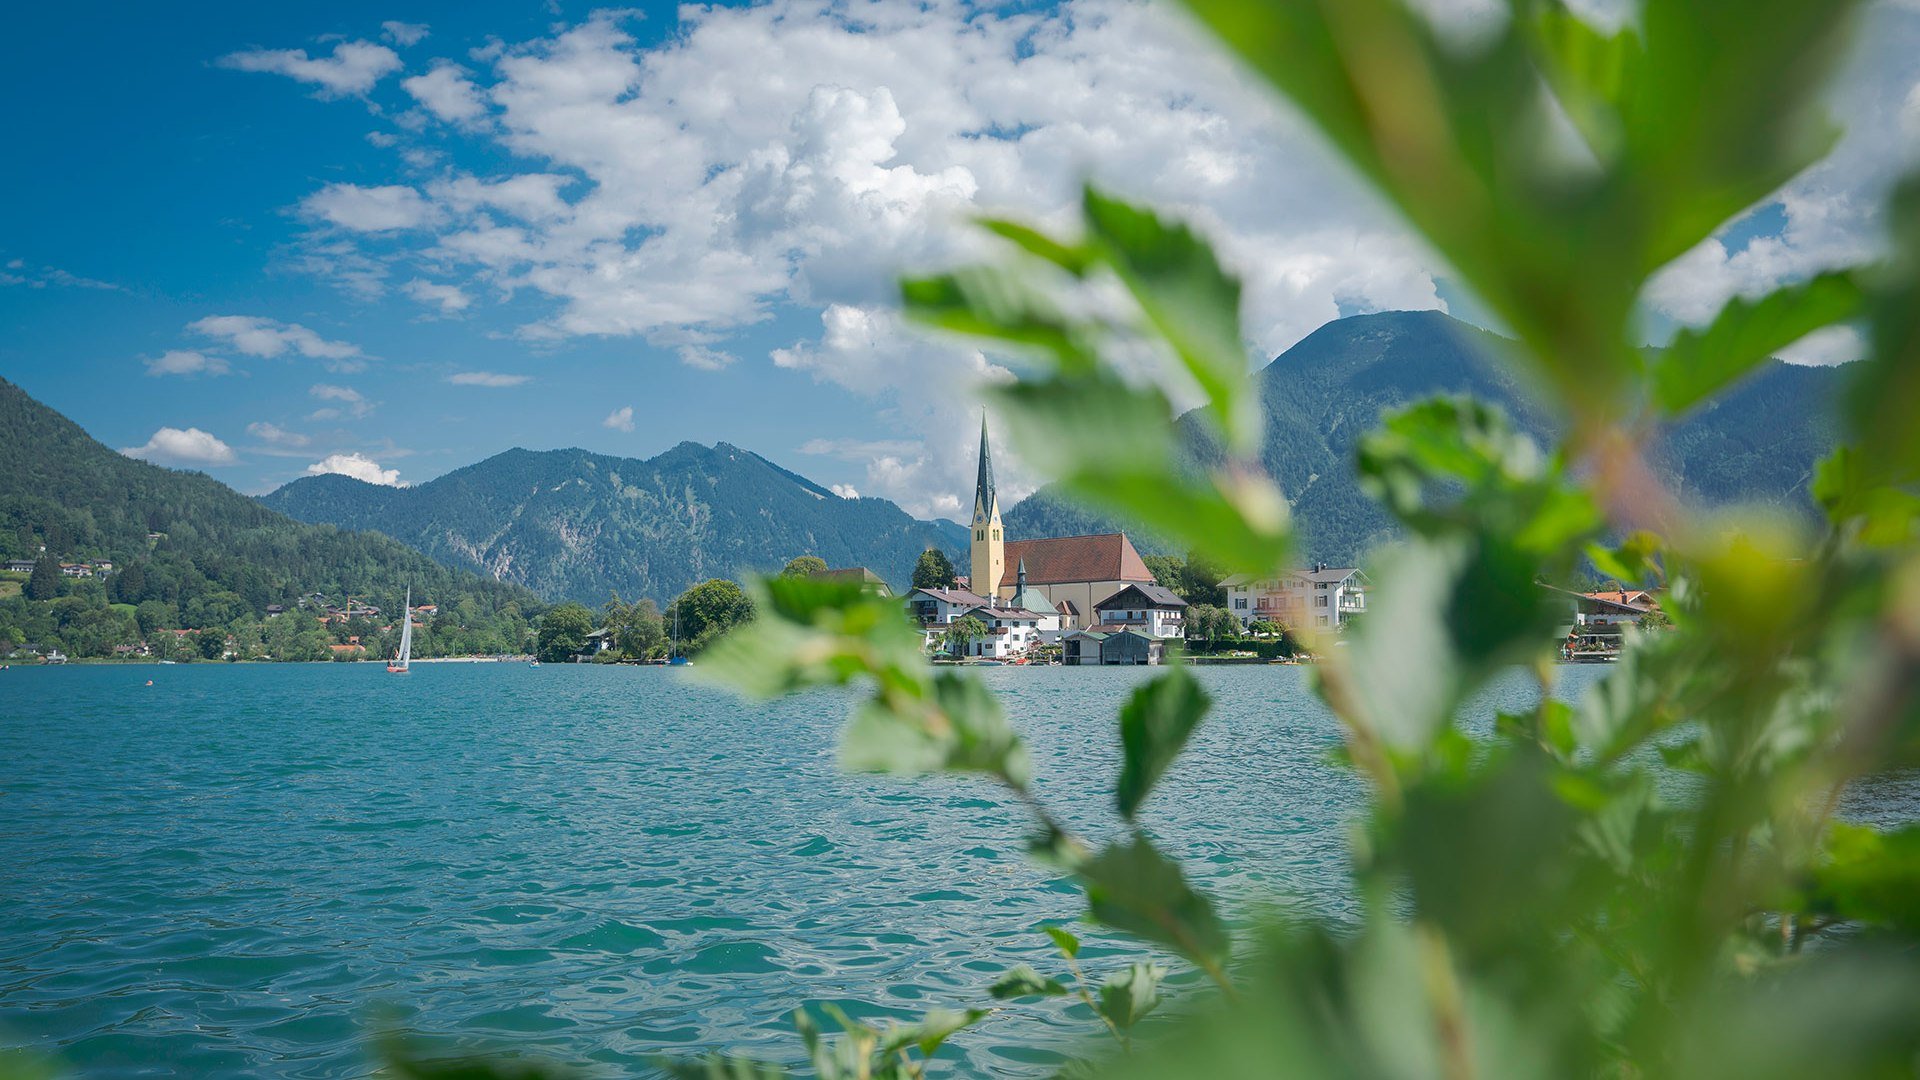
[1002, 533, 1154, 587]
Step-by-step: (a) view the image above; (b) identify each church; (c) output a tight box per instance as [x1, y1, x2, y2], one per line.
[963, 416, 1159, 633]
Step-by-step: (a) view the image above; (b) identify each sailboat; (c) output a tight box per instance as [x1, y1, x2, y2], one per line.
[388, 587, 412, 675]
[669, 601, 690, 666]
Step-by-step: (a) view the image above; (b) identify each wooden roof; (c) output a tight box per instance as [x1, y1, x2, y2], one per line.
[1003, 533, 1154, 586]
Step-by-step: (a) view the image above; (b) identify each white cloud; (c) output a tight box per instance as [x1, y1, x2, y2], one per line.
[219, 39, 401, 98]
[382, 21, 430, 47]
[677, 345, 737, 371]
[247, 421, 310, 448]
[1779, 325, 1868, 366]
[262, 0, 1916, 516]
[190, 315, 364, 370]
[403, 278, 472, 313]
[305, 452, 404, 486]
[121, 427, 238, 467]
[309, 382, 373, 418]
[300, 183, 439, 232]
[145, 349, 230, 377]
[603, 405, 635, 431]
[830, 483, 860, 498]
[403, 63, 487, 124]
[447, 370, 530, 387]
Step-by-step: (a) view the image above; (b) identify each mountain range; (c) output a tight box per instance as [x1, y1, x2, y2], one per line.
[0, 376, 539, 625]
[261, 444, 967, 605]
[1006, 310, 1843, 561]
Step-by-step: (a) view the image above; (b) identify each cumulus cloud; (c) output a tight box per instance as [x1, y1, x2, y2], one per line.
[382, 21, 430, 47]
[403, 63, 487, 125]
[190, 315, 364, 370]
[219, 39, 401, 98]
[247, 421, 310, 448]
[447, 370, 530, 387]
[403, 278, 472, 313]
[830, 483, 860, 498]
[603, 405, 635, 431]
[121, 427, 238, 467]
[306, 452, 404, 486]
[262, 0, 1917, 517]
[300, 183, 440, 232]
[145, 349, 230, 377]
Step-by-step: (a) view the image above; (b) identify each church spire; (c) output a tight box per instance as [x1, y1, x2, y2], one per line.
[970, 409, 1006, 598]
[974, 410, 996, 517]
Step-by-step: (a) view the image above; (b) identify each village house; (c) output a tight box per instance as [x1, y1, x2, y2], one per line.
[1221, 565, 1370, 632]
[3, 559, 34, 574]
[1092, 583, 1187, 638]
[948, 605, 1047, 660]
[1553, 586, 1661, 638]
[906, 586, 996, 630]
[1063, 627, 1168, 666]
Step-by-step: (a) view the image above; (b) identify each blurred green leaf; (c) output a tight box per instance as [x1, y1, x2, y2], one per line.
[1096, 962, 1166, 1033]
[1117, 665, 1212, 820]
[1802, 824, 1920, 933]
[1081, 186, 1257, 454]
[841, 672, 1031, 788]
[977, 217, 1096, 276]
[991, 965, 1071, 1000]
[877, 1008, 989, 1058]
[901, 265, 1096, 371]
[1080, 835, 1231, 974]
[1650, 271, 1865, 414]
[1045, 924, 1083, 960]
[1847, 178, 1920, 482]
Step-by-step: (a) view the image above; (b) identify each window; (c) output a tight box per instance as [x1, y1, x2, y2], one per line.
[1316, 596, 1329, 607]
[992, 529, 1000, 540]
[1234, 598, 1246, 609]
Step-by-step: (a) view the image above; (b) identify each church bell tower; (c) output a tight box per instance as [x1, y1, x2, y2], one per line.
[970, 412, 1005, 599]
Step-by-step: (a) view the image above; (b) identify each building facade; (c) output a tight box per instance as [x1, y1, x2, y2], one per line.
[1221, 565, 1370, 631]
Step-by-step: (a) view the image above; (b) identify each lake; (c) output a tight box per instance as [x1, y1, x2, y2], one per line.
[0, 662, 1600, 1077]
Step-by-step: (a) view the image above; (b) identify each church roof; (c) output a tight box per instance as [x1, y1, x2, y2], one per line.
[1003, 533, 1154, 586]
[974, 413, 996, 513]
[1095, 582, 1188, 610]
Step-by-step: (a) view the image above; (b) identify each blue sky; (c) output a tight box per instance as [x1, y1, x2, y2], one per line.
[2, 0, 1914, 517]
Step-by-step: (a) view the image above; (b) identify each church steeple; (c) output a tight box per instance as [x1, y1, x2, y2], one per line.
[970, 411, 1006, 599]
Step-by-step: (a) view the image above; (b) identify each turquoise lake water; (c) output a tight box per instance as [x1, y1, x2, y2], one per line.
[1, 662, 1604, 1077]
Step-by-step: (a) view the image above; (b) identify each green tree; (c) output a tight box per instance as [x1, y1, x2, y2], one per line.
[536, 602, 596, 662]
[670, 579, 754, 650]
[940, 615, 987, 658]
[26, 555, 58, 601]
[194, 629, 227, 661]
[109, 561, 147, 604]
[781, 555, 829, 578]
[911, 548, 958, 590]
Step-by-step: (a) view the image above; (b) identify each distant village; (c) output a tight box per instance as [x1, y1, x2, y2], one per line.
[817, 420, 1660, 667]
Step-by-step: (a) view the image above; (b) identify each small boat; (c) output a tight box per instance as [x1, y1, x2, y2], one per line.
[387, 587, 412, 675]
[667, 603, 691, 665]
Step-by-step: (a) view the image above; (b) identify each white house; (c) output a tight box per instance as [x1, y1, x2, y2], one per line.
[950, 605, 1047, 659]
[906, 586, 996, 629]
[1092, 583, 1187, 639]
[1221, 564, 1369, 631]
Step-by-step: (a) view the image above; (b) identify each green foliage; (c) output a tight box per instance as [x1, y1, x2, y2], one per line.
[25, 556, 56, 601]
[938, 615, 986, 658]
[670, 578, 755, 652]
[535, 603, 595, 662]
[781, 555, 829, 578]
[910, 548, 958, 590]
[1115, 667, 1211, 820]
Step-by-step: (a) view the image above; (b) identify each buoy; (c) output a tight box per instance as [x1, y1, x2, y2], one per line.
[145, 680, 154, 686]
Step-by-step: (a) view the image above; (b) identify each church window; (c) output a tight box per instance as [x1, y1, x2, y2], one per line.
[992, 529, 1000, 540]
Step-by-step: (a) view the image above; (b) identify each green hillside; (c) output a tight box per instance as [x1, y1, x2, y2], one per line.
[261, 444, 968, 604]
[1006, 310, 1842, 561]
[0, 377, 541, 659]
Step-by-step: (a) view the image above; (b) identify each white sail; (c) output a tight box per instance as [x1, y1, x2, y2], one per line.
[396, 587, 412, 669]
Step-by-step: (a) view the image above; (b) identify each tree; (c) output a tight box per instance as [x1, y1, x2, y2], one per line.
[110, 562, 147, 604]
[940, 615, 987, 658]
[912, 548, 958, 590]
[1184, 604, 1237, 646]
[536, 602, 596, 662]
[782, 555, 829, 578]
[194, 629, 227, 661]
[671, 579, 754, 650]
[26, 555, 58, 601]
[135, 599, 177, 637]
